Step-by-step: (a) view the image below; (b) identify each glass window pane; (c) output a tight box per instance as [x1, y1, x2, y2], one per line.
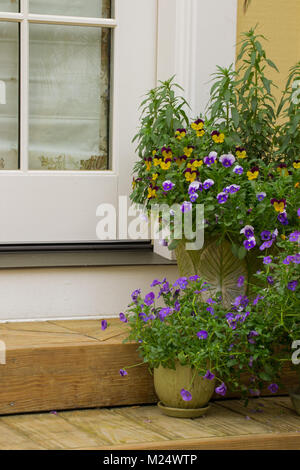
[0, 0, 19, 13]
[0, 22, 19, 170]
[29, 24, 110, 171]
[30, 0, 111, 18]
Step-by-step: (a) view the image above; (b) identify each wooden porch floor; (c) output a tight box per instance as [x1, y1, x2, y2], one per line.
[0, 397, 299, 450]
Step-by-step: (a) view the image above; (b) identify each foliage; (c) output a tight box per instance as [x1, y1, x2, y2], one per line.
[120, 273, 293, 398]
[132, 77, 190, 161]
[209, 27, 278, 163]
[276, 62, 300, 163]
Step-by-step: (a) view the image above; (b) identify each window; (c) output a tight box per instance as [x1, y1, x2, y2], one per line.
[0, 0, 157, 243]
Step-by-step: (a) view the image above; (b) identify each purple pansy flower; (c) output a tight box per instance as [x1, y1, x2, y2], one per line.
[101, 320, 108, 330]
[173, 277, 188, 290]
[263, 256, 272, 264]
[204, 370, 215, 380]
[131, 289, 141, 302]
[240, 225, 255, 238]
[162, 180, 175, 191]
[233, 165, 244, 175]
[203, 179, 214, 190]
[119, 369, 128, 377]
[237, 276, 245, 287]
[119, 312, 128, 323]
[217, 192, 228, 204]
[174, 300, 180, 312]
[259, 239, 274, 251]
[151, 279, 161, 287]
[253, 295, 264, 305]
[287, 280, 298, 291]
[188, 181, 202, 194]
[219, 153, 235, 168]
[289, 231, 300, 242]
[180, 389, 192, 401]
[197, 330, 208, 340]
[189, 275, 200, 282]
[261, 230, 271, 241]
[158, 307, 173, 322]
[204, 151, 217, 166]
[267, 276, 274, 285]
[207, 306, 215, 315]
[256, 192, 266, 201]
[181, 201, 192, 213]
[278, 211, 288, 225]
[244, 237, 256, 250]
[248, 330, 259, 344]
[215, 382, 227, 396]
[190, 192, 198, 203]
[144, 292, 155, 306]
[268, 383, 279, 394]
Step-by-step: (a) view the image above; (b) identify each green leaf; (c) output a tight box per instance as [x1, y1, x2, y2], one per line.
[231, 108, 240, 127]
[238, 246, 247, 260]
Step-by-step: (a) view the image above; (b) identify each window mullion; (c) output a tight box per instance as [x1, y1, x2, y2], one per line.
[19, 0, 29, 172]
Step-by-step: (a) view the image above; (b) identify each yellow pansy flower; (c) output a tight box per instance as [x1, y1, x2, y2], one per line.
[161, 147, 172, 159]
[196, 129, 205, 137]
[184, 146, 194, 157]
[145, 160, 152, 171]
[151, 173, 158, 181]
[236, 147, 247, 159]
[247, 170, 259, 180]
[191, 119, 204, 131]
[175, 128, 187, 140]
[153, 157, 162, 166]
[211, 131, 225, 143]
[160, 160, 171, 170]
[281, 234, 286, 240]
[293, 161, 300, 169]
[147, 187, 157, 199]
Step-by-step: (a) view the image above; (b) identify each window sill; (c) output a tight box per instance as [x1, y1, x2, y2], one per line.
[0, 243, 176, 269]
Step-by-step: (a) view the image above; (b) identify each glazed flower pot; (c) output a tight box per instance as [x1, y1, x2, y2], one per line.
[289, 367, 300, 415]
[175, 237, 260, 307]
[154, 362, 215, 418]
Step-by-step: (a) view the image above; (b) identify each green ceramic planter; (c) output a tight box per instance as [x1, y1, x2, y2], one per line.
[154, 362, 215, 418]
[175, 237, 261, 307]
[289, 367, 300, 415]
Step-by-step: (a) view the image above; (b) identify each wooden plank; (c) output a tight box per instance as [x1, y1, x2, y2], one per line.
[0, 321, 75, 334]
[0, 421, 46, 450]
[0, 319, 298, 415]
[114, 403, 272, 440]
[0, 343, 156, 415]
[1, 413, 103, 450]
[50, 319, 127, 342]
[218, 397, 300, 433]
[0, 328, 98, 350]
[87, 432, 300, 450]
[60, 408, 168, 446]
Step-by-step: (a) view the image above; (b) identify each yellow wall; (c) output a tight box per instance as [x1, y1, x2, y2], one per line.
[236, 0, 300, 103]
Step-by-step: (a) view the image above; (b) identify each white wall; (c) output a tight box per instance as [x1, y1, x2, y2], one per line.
[157, 0, 237, 117]
[0, 264, 178, 322]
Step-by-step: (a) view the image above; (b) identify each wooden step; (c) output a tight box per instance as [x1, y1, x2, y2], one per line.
[0, 319, 298, 415]
[0, 397, 299, 450]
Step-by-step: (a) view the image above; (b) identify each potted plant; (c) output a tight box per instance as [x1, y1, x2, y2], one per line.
[250, 234, 300, 414]
[130, 29, 300, 306]
[119, 274, 288, 417]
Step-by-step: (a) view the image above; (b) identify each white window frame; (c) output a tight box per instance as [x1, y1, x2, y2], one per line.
[0, 0, 158, 243]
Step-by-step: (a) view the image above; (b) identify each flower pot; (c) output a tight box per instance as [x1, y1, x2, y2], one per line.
[175, 237, 260, 307]
[289, 367, 300, 415]
[154, 362, 215, 418]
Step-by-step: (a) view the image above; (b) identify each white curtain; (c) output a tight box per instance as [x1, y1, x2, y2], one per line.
[0, 0, 111, 171]
[29, 23, 110, 170]
[0, 21, 18, 170]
